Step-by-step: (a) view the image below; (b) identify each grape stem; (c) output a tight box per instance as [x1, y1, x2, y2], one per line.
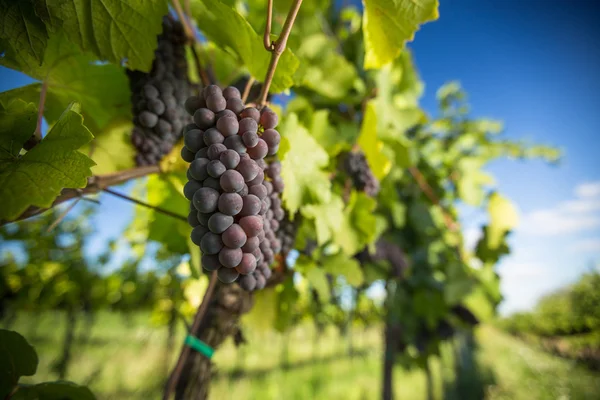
[46, 197, 82, 232]
[263, 0, 274, 51]
[1, 165, 161, 226]
[103, 188, 187, 222]
[257, 0, 304, 107]
[171, 0, 211, 86]
[241, 77, 256, 103]
[408, 166, 458, 231]
[163, 270, 219, 400]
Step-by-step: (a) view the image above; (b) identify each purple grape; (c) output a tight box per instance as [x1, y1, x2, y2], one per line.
[241, 236, 259, 252]
[139, 111, 158, 128]
[239, 216, 263, 237]
[207, 212, 234, 234]
[188, 211, 200, 227]
[216, 116, 239, 137]
[219, 247, 243, 268]
[239, 274, 257, 291]
[223, 86, 241, 100]
[207, 143, 227, 160]
[260, 107, 278, 129]
[189, 158, 209, 181]
[218, 192, 243, 216]
[240, 107, 260, 122]
[201, 254, 221, 271]
[200, 232, 223, 255]
[242, 131, 259, 148]
[247, 139, 268, 159]
[207, 160, 226, 178]
[255, 274, 266, 289]
[203, 177, 221, 192]
[217, 267, 239, 283]
[193, 108, 215, 130]
[239, 194, 261, 217]
[191, 225, 209, 245]
[247, 169, 264, 186]
[235, 253, 257, 275]
[196, 147, 208, 159]
[183, 180, 202, 200]
[222, 224, 247, 249]
[220, 170, 245, 193]
[248, 184, 267, 200]
[193, 187, 219, 213]
[203, 128, 224, 146]
[219, 149, 240, 169]
[226, 97, 244, 114]
[197, 212, 211, 226]
[203, 84, 222, 98]
[206, 94, 226, 113]
[184, 129, 205, 152]
[236, 158, 259, 182]
[224, 135, 247, 153]
[181, 146, 195, 162]
[185, 95, 204, 115]
[239, 118, 258, 134]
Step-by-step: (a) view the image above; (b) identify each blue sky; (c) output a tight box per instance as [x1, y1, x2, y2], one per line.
[2, 0, 599, 314]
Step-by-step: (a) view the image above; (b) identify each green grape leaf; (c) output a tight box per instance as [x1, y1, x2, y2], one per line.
[310, 111, 358, 158]
[358, 101, 392, 180]
[0, 329, 38, 398]
[0, 103, 94, 221]
[335, 191, 378, 255]
[274, 276, 299, 333]
[444, 262, 473, 305]
[279, 113, 331, 213]
[146, 173, 190, 254]
[0, 0, 48, 65]
[305, 265, 330, 303]
[0, 37, 131, 133]
[0, 98, 37, 158]
[362, 0, 439, 69]
[487, 192, 518, 248]
[295, 34, 360, 100]
[36, 0, 167, 72]
[321, 252, 364, 287]
[13, 381, 96, 400]
[191, 0, 298, 93]
[301, 195, 345, 246]
[456, 157, 494, 206]
[81, 122, 135, 174]
[187, 237, 201, 280]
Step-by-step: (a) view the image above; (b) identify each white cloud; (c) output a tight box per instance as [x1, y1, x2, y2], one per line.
[499, 261, 546, 280]
[568, 238, 600, 253]
[575, 181, 600, 198]
[519, 180, 600, 236]
[463, 226, 482, 251]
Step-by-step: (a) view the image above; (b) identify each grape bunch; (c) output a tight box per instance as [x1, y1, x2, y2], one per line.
[127, 16, 192, 166]
[342, 151, 380, 197]
[264, 160, 296, 255]
[182, 84, 282, 291]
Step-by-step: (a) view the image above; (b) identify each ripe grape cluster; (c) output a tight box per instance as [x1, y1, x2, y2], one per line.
[127, 16, 192, 166]
[342, 151, 380, 197]
[182, 84, 282, 291]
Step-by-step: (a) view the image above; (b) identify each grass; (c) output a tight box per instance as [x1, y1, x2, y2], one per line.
[3, 311, 600, 399]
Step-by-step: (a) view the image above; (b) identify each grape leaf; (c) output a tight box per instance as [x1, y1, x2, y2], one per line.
[321, 252, 364, 287]
[301, 195, 344, 246]
[295, 256, 330, 303]
[242, 288, 278, 332]
[81, 122, 135, 174]
[0, 329, 38, 398]
[0, 103, 95, 221]
[487, 192, 518, 248]
[456, 157, 494, 206]
[334, 191, 378, 255]
[13, 381, 96, 400]
[146, 173, 190, 254]
[279, 113, 331, 214]
[35, 0, 168, 72]
[362, 0, 439, 69]
[0, 98, 37, 158]
[309, 110, 357, 158]
[0, 36, 131, 133]
[0, 0, 48, 66]
[295, 34, 359, 100]
[191, 0, 299, 93]
[358, 101, 392, 180]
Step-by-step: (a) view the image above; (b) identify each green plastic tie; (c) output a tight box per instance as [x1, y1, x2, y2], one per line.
[184, 335, 214, 359]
